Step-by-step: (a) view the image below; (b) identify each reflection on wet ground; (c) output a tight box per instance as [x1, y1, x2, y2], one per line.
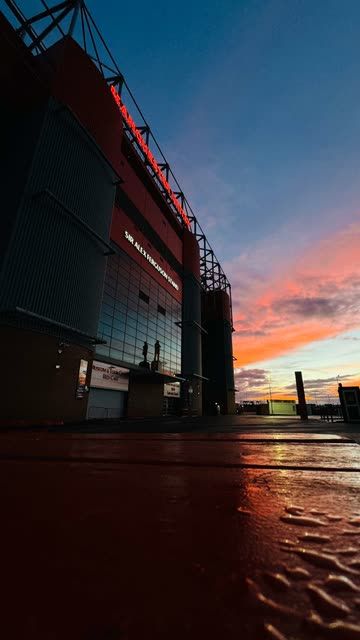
[0, 429, 360, 638]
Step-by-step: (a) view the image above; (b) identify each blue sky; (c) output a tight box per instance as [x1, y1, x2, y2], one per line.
[8, 0, 360, 401]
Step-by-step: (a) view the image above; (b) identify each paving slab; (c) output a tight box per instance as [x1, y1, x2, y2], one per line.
[1, 430, 360, 639]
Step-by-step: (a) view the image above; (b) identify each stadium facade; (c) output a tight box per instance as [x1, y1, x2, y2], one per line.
[0, 1, 235, 424]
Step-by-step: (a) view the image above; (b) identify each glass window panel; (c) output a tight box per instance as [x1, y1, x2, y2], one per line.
[114, 300, 127, 313]
[124, 345, 135, 357]
[111, 339, 124, 350]
[126, 300, 137, 312]
[119, 259, 130, 272]
[100, 311, 113, 326]
[126, 316, 137, 329]
[137, 319, 148, 332]
[103, 293, 115, 306]
[100, 327, 112, 339]
[139, 290, 149, 304]
[117, 282, 129, 295]
[96, 345, 110, 357]
[112, 329, 125, 341]
[104, 281, 116, 294]
[125, 325, 137, 338]
[136, 330, 147, 343]
[110, 348, 123, 361]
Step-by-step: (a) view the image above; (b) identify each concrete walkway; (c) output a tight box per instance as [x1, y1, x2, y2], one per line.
[1, 422, 360, 639]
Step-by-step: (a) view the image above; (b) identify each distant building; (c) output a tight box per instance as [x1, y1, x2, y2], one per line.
[338, 384, 360, 422]
[258, 400, 297, 416]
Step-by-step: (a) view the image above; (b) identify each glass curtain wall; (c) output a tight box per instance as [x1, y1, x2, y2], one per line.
[96, 250, 182, 375]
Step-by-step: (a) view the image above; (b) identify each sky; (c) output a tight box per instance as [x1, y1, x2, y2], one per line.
[13, 0, 360, 402]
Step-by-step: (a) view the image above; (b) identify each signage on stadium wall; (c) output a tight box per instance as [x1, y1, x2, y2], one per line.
[124, 230, 179, 291]
[110, 85, 191, 230]
[90, 360, 129, 392]
[164, 382, 181, 398]
[76, 359, 88, 398]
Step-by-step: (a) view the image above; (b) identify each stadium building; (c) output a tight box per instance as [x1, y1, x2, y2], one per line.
[0, 1, 235, 424]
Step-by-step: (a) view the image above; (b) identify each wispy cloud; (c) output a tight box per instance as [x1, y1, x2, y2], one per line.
[285, 373, 357, 391]
[228, 220, 360, 366]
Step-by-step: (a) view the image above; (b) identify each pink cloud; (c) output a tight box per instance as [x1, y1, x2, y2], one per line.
[228, 220, 360, 365]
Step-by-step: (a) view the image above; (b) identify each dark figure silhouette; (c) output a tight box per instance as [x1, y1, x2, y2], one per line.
[142, 341, 148, 362]
[154, 340, 161, 362]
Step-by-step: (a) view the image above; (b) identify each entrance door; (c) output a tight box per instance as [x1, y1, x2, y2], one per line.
[87, 388, 126, 419]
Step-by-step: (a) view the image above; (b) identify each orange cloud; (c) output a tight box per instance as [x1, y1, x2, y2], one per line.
[230, 220, 360, 366]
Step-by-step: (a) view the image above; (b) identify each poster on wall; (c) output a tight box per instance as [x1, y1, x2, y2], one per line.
[164, 382, 181, 398]
[90, 360, 129, 392]
[76, 359, 88, 399]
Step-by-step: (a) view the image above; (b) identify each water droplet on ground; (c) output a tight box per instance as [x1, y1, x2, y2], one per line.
[350, 560, 360, 569]
[281, 514, 327, 527]
[246, 578, 298, 616]
[342, 530, 360, 536]
[282, 564, 311, 580]
[349, 518, 360, 527]
[263, 572, 291, 590]
[291, 547, 359, 574]
[306, 611, 360, 638]
[298, 532, 331, 543]
[306, 582, 351, 617]
[264, 622, 288, 639]
[323, 574, 360, 592]
[285, 505, 304, 515]
[236, 507, 252, 515]
[279, 539, 297, 547]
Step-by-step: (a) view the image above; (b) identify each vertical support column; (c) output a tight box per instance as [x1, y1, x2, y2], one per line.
[181, 229, 202, 415]
[202, 290, 235, 415]
[295, 371, 308, 420]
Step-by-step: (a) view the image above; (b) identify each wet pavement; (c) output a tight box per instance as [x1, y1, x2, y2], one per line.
[1, 421, 360, 639]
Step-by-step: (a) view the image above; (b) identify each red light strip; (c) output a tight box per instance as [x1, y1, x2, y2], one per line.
[111, 85, 191, 229]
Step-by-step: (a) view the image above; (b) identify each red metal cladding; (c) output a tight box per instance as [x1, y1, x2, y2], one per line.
[111, 205, 182, 303]
[182, 228, 201, 280]
[111, 85, 191, 230]
[41, 37, 123, 176]
[118, 151, 183, 264]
